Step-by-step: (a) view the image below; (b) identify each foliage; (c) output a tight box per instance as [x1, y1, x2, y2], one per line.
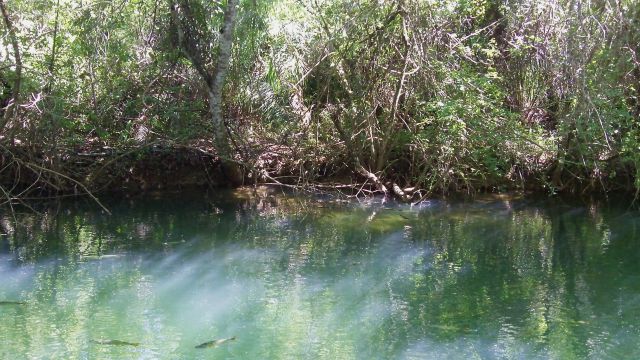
[0, 0, 638, 196]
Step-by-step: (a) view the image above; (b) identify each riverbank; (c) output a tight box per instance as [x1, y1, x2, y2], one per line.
[1, 0, 638, 208]
[1, 140, 636, 208]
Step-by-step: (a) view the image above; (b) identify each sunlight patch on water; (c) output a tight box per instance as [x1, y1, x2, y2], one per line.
[1, 194, 640, 358]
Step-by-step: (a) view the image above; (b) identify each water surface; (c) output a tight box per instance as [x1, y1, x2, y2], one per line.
[1, 189, 639, 359]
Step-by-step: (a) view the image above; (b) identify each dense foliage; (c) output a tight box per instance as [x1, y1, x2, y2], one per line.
[0, 0, 639, 198]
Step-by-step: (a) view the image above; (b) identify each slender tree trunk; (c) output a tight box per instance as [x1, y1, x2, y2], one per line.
[375, 3, 409, 171]
[46, 0, 61, 92]
[169, 0, 241, 182]
[209, 0, 238, 160]
[89, 60, 97, 112]
[169, 0, 237, 156]
[0, 0, 22, 129]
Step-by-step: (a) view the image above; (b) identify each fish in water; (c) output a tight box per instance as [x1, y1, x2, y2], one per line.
[162, 241, 185, 246]
[80, 254, 123, 261]
[195, 336, 237, 349]
[91, 339, 140, 347]
[0, 301, 25, 305]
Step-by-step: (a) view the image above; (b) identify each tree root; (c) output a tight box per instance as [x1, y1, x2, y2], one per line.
[0, 144, 111, 215]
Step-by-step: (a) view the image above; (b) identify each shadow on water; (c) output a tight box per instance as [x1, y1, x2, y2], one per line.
[1, 188, 640, 359]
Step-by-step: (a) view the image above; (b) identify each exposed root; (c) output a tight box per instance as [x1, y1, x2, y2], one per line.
[0, 143, 111, 215]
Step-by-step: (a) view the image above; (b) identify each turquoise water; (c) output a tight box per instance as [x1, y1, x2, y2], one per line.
[1, 189, 639, 359]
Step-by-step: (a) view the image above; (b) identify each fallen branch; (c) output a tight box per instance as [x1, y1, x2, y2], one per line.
[391, 182, 411, 202]
[18, 160, 111, 215]
[0, 144, 111, 215]
[356, 165, 388, 195]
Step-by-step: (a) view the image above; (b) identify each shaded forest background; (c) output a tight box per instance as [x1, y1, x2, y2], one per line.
[0, 0, 639, 201]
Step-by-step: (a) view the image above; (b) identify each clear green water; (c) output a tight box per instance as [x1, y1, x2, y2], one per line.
[1, 189, 639, 359]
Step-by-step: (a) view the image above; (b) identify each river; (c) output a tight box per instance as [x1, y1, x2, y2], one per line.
[1, 188, 639, 359]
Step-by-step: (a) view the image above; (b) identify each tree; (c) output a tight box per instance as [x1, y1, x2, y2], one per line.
[170, 0, 238, 162]
[0, 0, 22, 129]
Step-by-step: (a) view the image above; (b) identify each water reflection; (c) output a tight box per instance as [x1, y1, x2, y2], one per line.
[0, 189, 639, 359]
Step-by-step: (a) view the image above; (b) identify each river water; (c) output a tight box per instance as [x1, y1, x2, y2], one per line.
[1, 188, 639, 359]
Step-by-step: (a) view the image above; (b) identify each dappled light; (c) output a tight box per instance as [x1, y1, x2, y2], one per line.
[1, 192, 639, 358]
[1, 0, 639, 357]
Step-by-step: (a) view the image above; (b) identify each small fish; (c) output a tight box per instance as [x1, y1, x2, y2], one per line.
[427, 324, 460, 331]
[0, 301, 25, 305]
[162, 241, 185, 246]
[91, 339, 140, 347]
[81, 254, 123, 261]
[195, 336, 237, 349]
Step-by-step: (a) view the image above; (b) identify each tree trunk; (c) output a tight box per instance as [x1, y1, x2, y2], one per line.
[170, 0, 237, 160]
[0, 0, 22, 129]
[46, 0, 61, 92]
[170, 0, 241, 183]
[375, 3, 409, 172]
[209, 0, 237, 161]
